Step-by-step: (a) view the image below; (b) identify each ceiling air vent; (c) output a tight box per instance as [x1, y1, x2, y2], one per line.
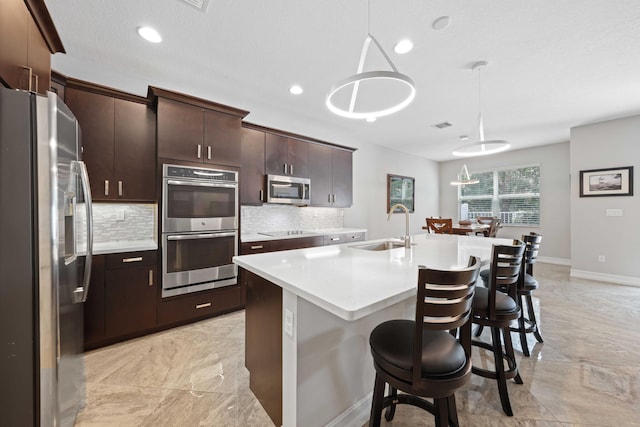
[432, 121, 453, 129]
[179, 0, 210, 12]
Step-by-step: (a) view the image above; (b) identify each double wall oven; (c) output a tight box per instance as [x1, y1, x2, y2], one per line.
[161, 164, 238, 298]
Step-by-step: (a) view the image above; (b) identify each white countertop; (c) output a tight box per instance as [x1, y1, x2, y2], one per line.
[233, 233, 512, 321]
[241, 228, 367, 243]
[80, 239, 158, 255]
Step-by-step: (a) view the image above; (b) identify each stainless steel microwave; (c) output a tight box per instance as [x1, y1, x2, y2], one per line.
[266, 174, 311, 205]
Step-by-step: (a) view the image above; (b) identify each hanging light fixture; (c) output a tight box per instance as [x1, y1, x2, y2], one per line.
[452, 61, 510, 157]
[450, 164, 479, 186]
[326, 0, 416, 120]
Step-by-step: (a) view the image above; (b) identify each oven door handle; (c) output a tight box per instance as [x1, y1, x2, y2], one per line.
[166, 179, 237, 188]
[167, 232, 237, 241]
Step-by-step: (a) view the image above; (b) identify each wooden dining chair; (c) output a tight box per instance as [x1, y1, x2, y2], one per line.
[425, 217, 452, 234]
[368, 257, 480, 427]
[475, 216, 501, 237]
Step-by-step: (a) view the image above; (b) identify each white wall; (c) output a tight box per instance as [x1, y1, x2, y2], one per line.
[570, 115, 640, 284]
[343, 143, 439, 240]
[439, 142, 571, 262]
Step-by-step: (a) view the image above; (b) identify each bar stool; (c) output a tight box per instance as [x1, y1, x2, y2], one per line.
[471, 240, 525, 416]
[368, 257, 480, 427]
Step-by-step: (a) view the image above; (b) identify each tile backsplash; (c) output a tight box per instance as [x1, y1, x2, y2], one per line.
[241, 205, 344, 234]
[78, 203, 157, 244]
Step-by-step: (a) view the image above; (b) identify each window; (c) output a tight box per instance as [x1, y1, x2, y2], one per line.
[458, 165, 540, 226]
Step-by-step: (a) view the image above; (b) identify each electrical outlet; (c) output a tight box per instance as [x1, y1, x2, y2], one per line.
[606, 209, 623, 217]
[116, 209, 125, 221]
[284, 309, 294, 337]
[598, 255, 605, 263]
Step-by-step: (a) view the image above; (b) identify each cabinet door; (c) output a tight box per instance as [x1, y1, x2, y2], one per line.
[27, 16, 50, 95]
[114, 99, 156, 201]
[204, 109, 241, 166]
[105, 266, 157, 338]
[157, 97, 204, 162]
[331, 149, 353, 207]
[287, 137, 308, 178]
[0, 0, 28, 90]
[240, 127, 265, 205]
[84, 255, 105, 349]
[308, 144, 333, 206]
[265, 133, 288, 175]
[66, 88, 115, 201]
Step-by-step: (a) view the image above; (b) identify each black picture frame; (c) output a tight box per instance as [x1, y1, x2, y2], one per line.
[387, 174, 415, 213]
[579, 166, 633, 197]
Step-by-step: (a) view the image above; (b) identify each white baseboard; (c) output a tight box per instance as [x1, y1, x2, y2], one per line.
[326, 392, 372, 427]
[570, 269, 640, 287]
[538, 256, 571, 266]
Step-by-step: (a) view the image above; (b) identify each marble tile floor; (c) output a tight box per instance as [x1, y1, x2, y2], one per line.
[75, 263, 640, 426]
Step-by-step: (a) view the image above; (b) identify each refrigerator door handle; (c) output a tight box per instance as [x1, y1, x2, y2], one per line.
[74, 160, 93, 303]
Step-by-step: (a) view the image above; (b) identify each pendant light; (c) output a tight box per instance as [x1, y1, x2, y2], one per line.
[450, 164, 479, 186]
[326, 0, 416, 120]
[452, 61, 510, 157]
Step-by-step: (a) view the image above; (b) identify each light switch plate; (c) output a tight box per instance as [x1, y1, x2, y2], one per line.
[116, 209, 125, 221]
[606, 209, 622, 217]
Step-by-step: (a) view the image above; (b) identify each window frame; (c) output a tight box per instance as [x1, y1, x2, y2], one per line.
[457, 163, 541, 227]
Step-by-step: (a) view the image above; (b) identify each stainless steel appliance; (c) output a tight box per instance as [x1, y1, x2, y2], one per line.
[161, 164, 238, 297]
[266, 174, 311, 205]
[0, 88, 93, 426]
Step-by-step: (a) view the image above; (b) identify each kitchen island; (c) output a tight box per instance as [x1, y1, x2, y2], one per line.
[233, 233, 512, 427]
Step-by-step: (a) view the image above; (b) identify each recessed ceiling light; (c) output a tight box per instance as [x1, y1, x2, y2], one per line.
[432, 16, 451, 31]
[289, 85, 303, 95]
[366, 117, 377, 123]
[459, 135, 469, 141]
[394, 39, 413, 54]
[137, 26, 162, 43]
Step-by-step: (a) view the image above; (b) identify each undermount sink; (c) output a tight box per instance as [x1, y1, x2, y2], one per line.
[351, 240, 406, 251]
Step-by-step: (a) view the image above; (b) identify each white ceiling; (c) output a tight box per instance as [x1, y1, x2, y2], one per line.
[45, 0, 640, 161]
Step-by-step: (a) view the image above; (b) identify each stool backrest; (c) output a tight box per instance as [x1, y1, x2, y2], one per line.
[522, 232, 542, 276]
[486, 240, 526, 319]
[413, 256, 480, 383]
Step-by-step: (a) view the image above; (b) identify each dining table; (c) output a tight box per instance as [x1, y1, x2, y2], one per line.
[422, 223, 490, 235]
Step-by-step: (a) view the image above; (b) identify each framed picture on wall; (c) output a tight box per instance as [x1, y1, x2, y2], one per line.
[387, 174, 415, 212]
[579, 166, 634, 197]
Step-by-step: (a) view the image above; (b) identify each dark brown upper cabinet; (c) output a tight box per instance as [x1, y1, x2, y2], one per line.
[65, 81, 156, 202]
[151, 87, 248, 167]
[240, 125, 266, 205]
[265, 133, 308, 178]
[308, 144, 353, 207]
[0, 0, 64, 95]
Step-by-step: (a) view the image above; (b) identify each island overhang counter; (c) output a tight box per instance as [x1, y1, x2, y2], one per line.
[233, 233, 512, 427]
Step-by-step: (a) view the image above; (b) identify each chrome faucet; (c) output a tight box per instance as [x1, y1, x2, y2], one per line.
[387, 203, 412, 248]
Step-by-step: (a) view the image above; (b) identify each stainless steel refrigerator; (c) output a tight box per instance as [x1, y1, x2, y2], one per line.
[0, 87, 93, 426]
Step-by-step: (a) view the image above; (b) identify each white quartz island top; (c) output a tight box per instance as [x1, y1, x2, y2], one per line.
[234, 233, 512, 321]
[241, 227, 367, 243]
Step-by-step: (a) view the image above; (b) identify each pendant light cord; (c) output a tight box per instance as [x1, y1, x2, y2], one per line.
[477, 63, 485, 142]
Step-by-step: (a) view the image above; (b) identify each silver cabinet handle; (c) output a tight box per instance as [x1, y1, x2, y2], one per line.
[118, 180, 123, 197]
[207, 146, 212, 160]
[332, 194, 336, 203]
[283, 164, 288, 174]
[20, 66, 33, 91]
[330, 237, 341, 241]
[328, 194, 332, 203]
[290, 164, 293, 175]
[122, 257, 143, 263]
[197, 144, 202, 159]
[196, 302, 212, 309]
[259, 189, 264, 201]
[250, 245, 264, 250]
[104, 180, 109, 196]
[33, 74, 39, 93]
[148, 270, 153, 286]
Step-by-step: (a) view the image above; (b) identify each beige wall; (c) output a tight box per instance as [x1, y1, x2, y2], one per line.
[570, 115, 640, 283]
[439, 142, 571, 262]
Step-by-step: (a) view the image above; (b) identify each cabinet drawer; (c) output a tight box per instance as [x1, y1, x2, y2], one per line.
[270, 236, 324, 252]
[105, 250, 157, 269]
[240, 241, 272, 254]
[157, 285, 242, 326]
[323, 232, 365, 245]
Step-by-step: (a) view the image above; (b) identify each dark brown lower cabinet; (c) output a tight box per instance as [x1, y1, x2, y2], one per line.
[244, 270, 282, 427]
[157, 285, 242, 327]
